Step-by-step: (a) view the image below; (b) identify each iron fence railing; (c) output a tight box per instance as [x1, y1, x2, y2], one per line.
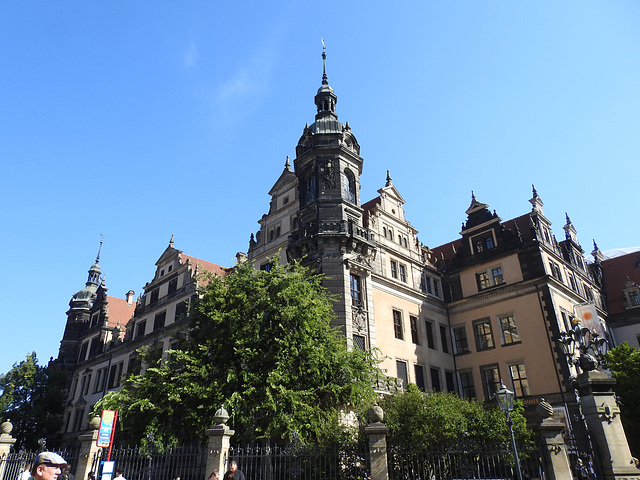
[90, 445, 208, 480]
[389, 449, 545, 480]
[226, 445, 370, 480]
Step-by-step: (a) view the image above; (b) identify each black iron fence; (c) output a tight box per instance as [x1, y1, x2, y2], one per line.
[389, 449, 544, 480]
[89, 445, 208, 480]
[226, 445, 370, 480]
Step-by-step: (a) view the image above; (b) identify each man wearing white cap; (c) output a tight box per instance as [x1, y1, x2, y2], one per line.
[31, 452, 67, 480]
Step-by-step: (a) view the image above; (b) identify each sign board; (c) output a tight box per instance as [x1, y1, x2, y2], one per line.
[101, 461, 115, 480]
[97, 410, 117, 448]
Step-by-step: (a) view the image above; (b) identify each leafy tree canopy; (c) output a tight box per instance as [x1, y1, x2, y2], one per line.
[607, 341, 640, 456]
[378, 384, 534, 452]
[0, 352, 66, 450]
[95, 259, 381, 448]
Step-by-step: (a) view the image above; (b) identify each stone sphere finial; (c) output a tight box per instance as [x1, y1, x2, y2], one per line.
[213, 406, 229, 425]
[1, 419, 13, 434]
[536, 398, 554, 419]
[367, 404, 384, 424]
[89, 416, 101, 430]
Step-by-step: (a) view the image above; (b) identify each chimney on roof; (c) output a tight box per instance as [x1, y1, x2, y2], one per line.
[126, 290, 135, 305]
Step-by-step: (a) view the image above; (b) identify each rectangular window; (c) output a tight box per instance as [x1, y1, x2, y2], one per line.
[410, 316, 420, 344]
[426, 320, 436, 349]
[93, 369, 102, 393]
[73, 408, 85, 431]
[549, 262, 563, 282]
[445, 371, 455, 393]
[481, 364, 501, 400]
[350, 274, 362, 307]
[474, 318, 495, 351]
[477, 271, 491, 290]
[135, 320, 146, 339]
[509, 363, 530, 397]
[396, 360, 408, 389]
[425, 276, 432, 294]
[439, 325, 449, 354]
[127, 355, 142, 376]
[430, 367, 441, 392]
[399, 264, 407, 283]
[175, 300, 189, 322]
[631, 291, 640, 307]
[153, 311, 166, 331]
[491, 267, 504, 285]
[393, 310, 404, 340]
[390, 261, 398, 279]
[107, 363, 123, 389]
[453, 325, 470, 354]
[499, 314, 520, 345]
[353, 334, 366, 350]
[168, 277, 178, 294]
[414, 364, 426, 391]
[433, 279, 440, 297]
[150, 288, 159, 304]
[459, 370, 476, 399]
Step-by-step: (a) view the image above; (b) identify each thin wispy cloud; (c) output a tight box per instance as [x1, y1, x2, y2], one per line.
[184, 41, 198, 68]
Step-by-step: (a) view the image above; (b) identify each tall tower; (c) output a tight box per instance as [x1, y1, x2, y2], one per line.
[287, 45, 376, 349]
[57, 242, 103, 366]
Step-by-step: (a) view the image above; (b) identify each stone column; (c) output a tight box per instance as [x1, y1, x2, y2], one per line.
[576, 370, 640, 480]
[0, 420, 17, 480]
[365, 405, 389, 480]
[204, 408, 234, 480]
[76, 417, 102, 480]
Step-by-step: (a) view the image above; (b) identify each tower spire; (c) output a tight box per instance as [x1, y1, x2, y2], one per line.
[321, 38, 328, 85]
[96, 234, 104, 263]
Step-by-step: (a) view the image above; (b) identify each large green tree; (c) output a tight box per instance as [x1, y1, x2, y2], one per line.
[378, 384, 534, 452]
[95, 259, 381, 448]
[607, 342, 640, 456]
[0, 352, 66, 450]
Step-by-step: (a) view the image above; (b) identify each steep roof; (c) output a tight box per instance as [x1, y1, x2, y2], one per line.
[105, 296, 136, 328]
[601, 251, 640, 314]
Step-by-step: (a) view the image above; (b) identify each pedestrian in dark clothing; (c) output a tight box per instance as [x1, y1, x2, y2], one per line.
[223, 461, 245, 480]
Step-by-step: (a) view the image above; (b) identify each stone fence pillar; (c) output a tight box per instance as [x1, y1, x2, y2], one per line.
[533, 399, 573, 480]
[76, 417, 102, 480]
[365, 405, 389, 480]
[576, 371, 640, 480]
[0, 421, 17, 480]
[204, 408, 234, 480]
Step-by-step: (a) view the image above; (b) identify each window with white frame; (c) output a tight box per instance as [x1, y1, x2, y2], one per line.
[452, 325, 470, 354]
[473, 318, 495, 351]
[509, 363, 530, 397]
[499, 314, 520, 345]
[393, 309, 404, 340]
[476, 265, 505, 291]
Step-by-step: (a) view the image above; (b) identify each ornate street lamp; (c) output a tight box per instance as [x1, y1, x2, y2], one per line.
[496, 382, 523, 480]
[558, 322, 609, 372]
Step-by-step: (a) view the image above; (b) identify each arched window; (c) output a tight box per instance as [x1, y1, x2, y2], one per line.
[343, 169, 356, 204]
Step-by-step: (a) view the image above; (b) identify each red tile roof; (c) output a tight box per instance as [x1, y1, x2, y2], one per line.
[105, 296, 136, 328]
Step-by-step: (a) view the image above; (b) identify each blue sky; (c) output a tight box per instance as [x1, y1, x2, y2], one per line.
[1, 1, 639, 374]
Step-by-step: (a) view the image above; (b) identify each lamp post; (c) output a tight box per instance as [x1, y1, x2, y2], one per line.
[496, 382, 523, 480]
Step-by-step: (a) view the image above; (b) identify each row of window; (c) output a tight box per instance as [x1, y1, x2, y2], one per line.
[549, 260, 604, 308]
[381, 225, 409, 247]
[451, 314, 521, 355]
[476, 265, 505, 291]
[392, 310, 451, 353]
[388, 260, 442, 298]
[134, 300, 189, 339]
[460, 362, 530, 400]
[396, 359, 456, 394]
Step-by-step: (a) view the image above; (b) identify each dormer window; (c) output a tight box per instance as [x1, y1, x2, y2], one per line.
[623, 279, 640, 309]
[471, 231, 496, 254]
